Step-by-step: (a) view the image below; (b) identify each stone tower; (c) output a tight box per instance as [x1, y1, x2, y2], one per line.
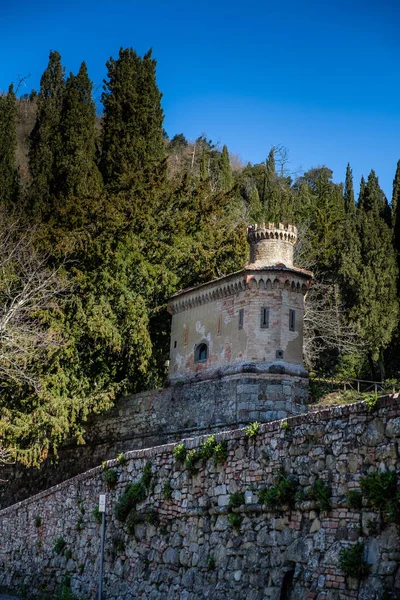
[167, 223, 312, 419]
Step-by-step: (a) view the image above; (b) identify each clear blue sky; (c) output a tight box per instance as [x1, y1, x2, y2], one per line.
[1, 0, 399, 197]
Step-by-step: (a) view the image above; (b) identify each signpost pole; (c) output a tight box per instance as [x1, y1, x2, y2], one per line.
[98, 493, 106, 600]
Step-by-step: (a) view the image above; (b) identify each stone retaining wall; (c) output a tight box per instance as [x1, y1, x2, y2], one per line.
[0, 368, 308, 509]
[0, 395, 399, 600]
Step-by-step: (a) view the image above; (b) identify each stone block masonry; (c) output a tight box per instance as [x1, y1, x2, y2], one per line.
[0, 395, 399, 599]
[0, 366, 308, 509]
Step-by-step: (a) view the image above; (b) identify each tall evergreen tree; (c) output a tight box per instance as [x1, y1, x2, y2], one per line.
[0, 85, 19, 207]
[54, 62, 102, 200]
[358, 176, 366, 210]
[392, 160, 400, 260]
[344, 163, 355, 215]
[100, 48, 165, 190]
[363, 170, 391, 224]
[219, 144, 234, 190]
[249, 186, 263, 223]
[29, 50, 65, 217]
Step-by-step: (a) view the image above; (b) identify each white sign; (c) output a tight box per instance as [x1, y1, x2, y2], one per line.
[99, 494, 106, 513]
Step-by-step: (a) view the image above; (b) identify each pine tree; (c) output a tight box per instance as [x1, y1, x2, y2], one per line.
[100, 48, 165, 189]
[54, 62, 102, 200]
[344, 163, 355, 215]
[219, 144, 234, 190]
[0, 84, 19, 207]
[29, 50, 65, 217]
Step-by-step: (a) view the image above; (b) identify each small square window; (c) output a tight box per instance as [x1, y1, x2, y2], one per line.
[238, 308, 244, 330]
[289, 309, 295, 331]
[260, 307, 269, 329]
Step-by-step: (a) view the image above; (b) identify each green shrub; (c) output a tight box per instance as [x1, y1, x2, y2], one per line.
[360, 471, 399, 522]
[185, 448, 200, 474]
[76, 516, 84, 531]
[347, 490, 363, 510]
[65, 548, 72, 560]
[308, 479, 331, 511]
[173, 443, 187, 462]
[163, 480, 173, 500]
[117, 452, 126, 466]
[207, 554, 216, 570]
[245, 421, 260, 439]
[259, 469, 298, 511]
[364, 393, 378, 412]
[34, 514, 41, 528]
[229, 492, 245, 509]
[142, 461, 153, 489]
[339, 542, 369, 579]
[145, 509, 159, 526]
[92, 506, 102, 524]
[54, 537, 67, 555]
[228, 513, 243, 530]
[199, 435, 217, 460]
[213, 440, 228, 465]
[126, 510, 139, 534]
[113, 537, 126, 554]
[366, 518, 379, 536]
[104, 469, 118, 489]
[115, 482, 146, 522]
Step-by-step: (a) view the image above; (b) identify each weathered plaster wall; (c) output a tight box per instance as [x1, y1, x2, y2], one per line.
[0, 368, 308, 510]
[168, 269, 309, 381]
[0, 395, 399, 600]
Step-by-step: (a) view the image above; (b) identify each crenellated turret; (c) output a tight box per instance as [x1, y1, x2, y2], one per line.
[247, 222, 297, 268]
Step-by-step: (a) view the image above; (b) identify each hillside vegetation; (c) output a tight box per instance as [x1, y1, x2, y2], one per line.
[0, 49, 399, 466]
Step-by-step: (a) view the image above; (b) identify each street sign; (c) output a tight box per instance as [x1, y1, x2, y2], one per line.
[99, 494, 106, 513]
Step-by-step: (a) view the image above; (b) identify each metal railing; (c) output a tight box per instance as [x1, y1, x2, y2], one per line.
[309, 375, 400, 401]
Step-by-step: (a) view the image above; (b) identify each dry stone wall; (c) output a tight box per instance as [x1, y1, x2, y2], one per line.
[0, 395, 399, 600]
[0, 368, 308, 509]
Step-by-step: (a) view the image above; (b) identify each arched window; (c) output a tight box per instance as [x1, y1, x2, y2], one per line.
[195, 343, 208, 363]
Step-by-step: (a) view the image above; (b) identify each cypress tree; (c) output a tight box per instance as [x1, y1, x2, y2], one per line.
[200, 151, 208, 182]
[0, 84, 19, 207]
[29, 50, 65, 217]
[358, 176, 366, 210]
[344, 163, 355, 215]
[219, 144, 234, 190]
[54, 62, 102, 201]
[392, 160, 400, 259]
[249, 186, 263, 223]
[362, 170, 391, 224]
[100, 48, 165, 190]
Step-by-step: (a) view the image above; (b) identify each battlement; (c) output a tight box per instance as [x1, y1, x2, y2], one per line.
[247, 222, 298, 267]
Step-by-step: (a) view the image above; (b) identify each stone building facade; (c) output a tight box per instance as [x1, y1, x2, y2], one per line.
[168, 223, 312, 383]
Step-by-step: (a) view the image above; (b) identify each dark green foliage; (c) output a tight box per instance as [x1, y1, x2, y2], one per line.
[100, 47, 165, 189]
[29, 50, 65, 216]
[34, 514, 42, 527]
[115, 482, 146, 522]
[173, 443, 187, 462]
[199, 435, 217, 460]
[117, 453, 127, 466]
[219, 145, 234, 190]
[76, 516, 84, 531]
[53, 537, 67, 555]
[360, 471, 399, 522]
[347, 490, 363, 510]
[229, 492, 245, 509]
[308, 479, 331, 511]
[104, 469, 118, 489]
[207, 554, 216, 570]
[339, 542, 369, 579]
[212, 440, 228, 465]
[366, 518, 379, 536]
[163, 480, 173, 499]
[115, 462, 152, 531]
[145, 509, 159, 526]
[0, 85, 19, 206]
[228, 512, 243, 530]
[184, 449, 200, 474]
[64, 548, 72, 560]
[113, 537, 126, 554]
[344, 163, 355, 215]
[92, 506, 102, 524]
[259, 469, 298, 511]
